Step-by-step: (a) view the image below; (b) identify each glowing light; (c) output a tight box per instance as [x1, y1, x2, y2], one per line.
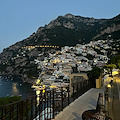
[107, 84, 111, 88]
[12, 83, 19, 95]
[94, 60, 97, 62]
[112, 71, 118, 76]
[36, 90, 41, 106]
[77, 61, 81, 64]
[50, 85, 57, 88]
[43, 90, 45, 93]
[36, 90, 40, 95]
[36, 79, 41, 85]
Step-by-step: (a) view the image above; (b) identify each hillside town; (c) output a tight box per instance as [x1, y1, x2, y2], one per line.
[25, 38, 120, 90]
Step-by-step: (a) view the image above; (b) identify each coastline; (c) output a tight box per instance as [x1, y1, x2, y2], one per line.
[0, 74, 36, 99]
[0, 73, 35, 84]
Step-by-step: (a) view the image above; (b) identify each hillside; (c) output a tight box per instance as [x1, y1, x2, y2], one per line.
[0, 13, 120, 82]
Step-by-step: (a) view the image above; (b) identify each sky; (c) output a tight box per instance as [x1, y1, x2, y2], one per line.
[0, 0, 120, 53]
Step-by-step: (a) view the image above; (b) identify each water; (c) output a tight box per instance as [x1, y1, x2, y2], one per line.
[0, 76, 35, 99]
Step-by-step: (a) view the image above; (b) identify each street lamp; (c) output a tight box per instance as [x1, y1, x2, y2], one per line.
[107, 84, 111, 88]
[105, 80, 113, 117]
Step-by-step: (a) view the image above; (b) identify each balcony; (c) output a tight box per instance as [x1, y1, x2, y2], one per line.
[0, 80, 91, 120]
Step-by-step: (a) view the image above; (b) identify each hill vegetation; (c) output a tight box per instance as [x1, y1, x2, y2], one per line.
[0, 96, 21, 107]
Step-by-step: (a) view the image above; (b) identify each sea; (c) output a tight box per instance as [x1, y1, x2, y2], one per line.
[0, 76, 35, 99]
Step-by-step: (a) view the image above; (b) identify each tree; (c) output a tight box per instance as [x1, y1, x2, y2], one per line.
[110, 55, 120, 68]
[87, 67, 101, 87]
[104, 64, 116, 76]
[0, 96, 21, 107]
[117, 63, 120, 69]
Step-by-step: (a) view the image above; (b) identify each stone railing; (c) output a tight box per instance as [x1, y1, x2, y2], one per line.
[82, 93, 107, 120]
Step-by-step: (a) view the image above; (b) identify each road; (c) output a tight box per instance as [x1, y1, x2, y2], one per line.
[103, 74, 120, 120]
[112, 75, 120, 120]
[115, 75, 120, 101]
[103, 74, 113, 119]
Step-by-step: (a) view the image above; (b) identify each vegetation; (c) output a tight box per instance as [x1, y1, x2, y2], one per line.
[0, 96, 21, 107]
[0, 64, 7, 72]
[0, 96, 32, 119]
[110, 55, 120, 68]
[23, 63, 39, 78]
[87, 67, 101, 87]
[86, 54, 94, 60]
[104, 64, 116, 76]
[103, 55, 120, 76]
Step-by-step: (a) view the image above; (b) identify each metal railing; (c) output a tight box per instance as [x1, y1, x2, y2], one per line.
[0, 80, 92, 120]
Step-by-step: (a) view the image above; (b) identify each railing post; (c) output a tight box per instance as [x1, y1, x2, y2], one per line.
[61, 87, 63, 110]
[20, 101, 23, 120]
[80, 81, 82, 94]
[77, 83, 78, 93]
[12, 104, 14, 118]
[79, 82, 82, 95]
[73, 83, 75, 101]
[25, 99, 29, 120]
[17, 103, 19, 120]
[39, 90, 43, 120]
[84, 81, 86, 92]
[87, 80, 88, 90]
[86, 80, 88, 91]
[76, 83, 79, 98]
[50, 90, 52, 119]
[44, 90, 46, 120]
[52, 89, 55, 119]
[31, 97, 33, 120]
[1, 107, 3, 120]
[35, 95, 37, 119]
[83, 81, 85, 93]
[67, 85, 70, 105]
[10, 105, 12, 120]
[5, 106, 7, 119]
[79, 82, 80, 91]
[46, 90, 48, 120]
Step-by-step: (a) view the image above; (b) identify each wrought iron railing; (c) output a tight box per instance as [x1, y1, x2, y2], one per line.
[0, 80, 92, 120]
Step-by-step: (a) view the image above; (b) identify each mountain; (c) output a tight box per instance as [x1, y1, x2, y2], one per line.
[22, 13, 107, 46]
[93, 14, 120, 40]
[0, 13, 120, 82]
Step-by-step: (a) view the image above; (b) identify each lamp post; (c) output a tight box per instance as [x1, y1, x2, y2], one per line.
[105, 86, 109, 116]
[105, 80, 113, 117]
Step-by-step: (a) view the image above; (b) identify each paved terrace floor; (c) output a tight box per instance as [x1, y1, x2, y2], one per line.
[53, 88, 104, 120]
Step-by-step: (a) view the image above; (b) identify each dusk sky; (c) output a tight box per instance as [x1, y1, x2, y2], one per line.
[0, 0, 120, 53]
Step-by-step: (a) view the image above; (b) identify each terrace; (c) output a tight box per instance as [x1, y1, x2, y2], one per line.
[0, 80, 91, 120]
